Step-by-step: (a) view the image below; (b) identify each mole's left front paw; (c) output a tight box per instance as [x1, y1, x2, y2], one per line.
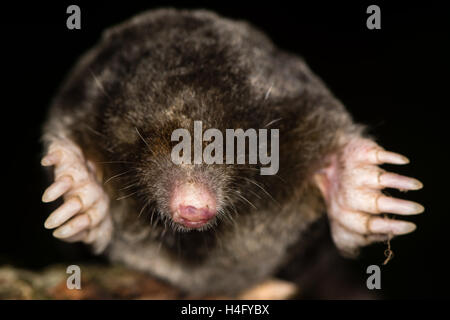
[314, 138, 424, 257]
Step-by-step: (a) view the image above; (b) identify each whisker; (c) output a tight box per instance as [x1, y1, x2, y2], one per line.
[138, 201, 151, 219]
[227, 198, 239, 216]
[135, 127, 150, 149]
[234, 191, 257, 209]
[116, 191, 138, 201]
[84, 124, 107, 138]
[150, 207, 157, 227]
[95, 161, 137, 165]
[104, 170, 132, 185]
[241, 177, 279, 206]
[265, 117, 282, 127]
[223, 206, 238, 228]
[120, 182, 139, 191]
[264, 84, 273, 101]
[229, 181, 261, 201]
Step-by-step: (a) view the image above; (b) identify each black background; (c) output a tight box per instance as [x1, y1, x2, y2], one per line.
[0, 1, 447, 299]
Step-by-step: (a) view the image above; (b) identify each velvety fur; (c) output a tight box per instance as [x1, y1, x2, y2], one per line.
[43, 9, 362, 296]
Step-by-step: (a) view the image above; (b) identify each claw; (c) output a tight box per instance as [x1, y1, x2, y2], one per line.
[379, 172, 423, 190]
[42, 175, 73, 202]
[44, 197, 82, 229]
[53, 214, 90, 239]
[368, 218, 416, 235]
[377, 196, 424, 215]
[375, 150, 409, 165]
[41, 151, 61, 166]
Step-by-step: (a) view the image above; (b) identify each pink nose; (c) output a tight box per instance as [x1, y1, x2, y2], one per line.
[170, 183, 217, 229]
[178, 205, 216, 222]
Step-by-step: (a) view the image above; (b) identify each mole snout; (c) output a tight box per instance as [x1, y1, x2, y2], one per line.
[170, 182, 217, 229]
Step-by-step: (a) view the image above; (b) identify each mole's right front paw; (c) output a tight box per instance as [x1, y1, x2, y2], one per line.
[41, 138, 113, 253]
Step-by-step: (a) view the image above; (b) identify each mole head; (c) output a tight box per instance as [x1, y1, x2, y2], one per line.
[104, 91, 266, 231]
[107, 116, 235, 232]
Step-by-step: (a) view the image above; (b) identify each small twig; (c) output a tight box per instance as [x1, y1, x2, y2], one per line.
[383, 232, 394, 265]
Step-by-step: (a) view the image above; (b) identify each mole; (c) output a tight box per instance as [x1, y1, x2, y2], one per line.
[41, 9, 424, 298]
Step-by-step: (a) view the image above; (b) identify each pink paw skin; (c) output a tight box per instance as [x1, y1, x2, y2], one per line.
[41, 138, 113, 253]
[314, 137, 424, 257]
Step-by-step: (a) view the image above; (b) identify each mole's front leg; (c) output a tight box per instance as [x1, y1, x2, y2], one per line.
[41, 138, 113, 253]
[314, 137, 424, 257]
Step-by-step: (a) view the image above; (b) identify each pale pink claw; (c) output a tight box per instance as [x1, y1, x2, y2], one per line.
[375, 150, 409, 165]
[44, 197, 82, 229]
[41, 151, 61, 167]
[379, 172, 423, 190]
[315, 137, 424, 256]
[42, 175, 73, 203]
[42, 138, 112, 253]
[377, 196, 424, 215]
[53, 214, 91, 239]
[368, 218, 416, 235]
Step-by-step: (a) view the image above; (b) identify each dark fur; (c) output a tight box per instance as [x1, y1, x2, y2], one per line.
[43, 9, 362, 296]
